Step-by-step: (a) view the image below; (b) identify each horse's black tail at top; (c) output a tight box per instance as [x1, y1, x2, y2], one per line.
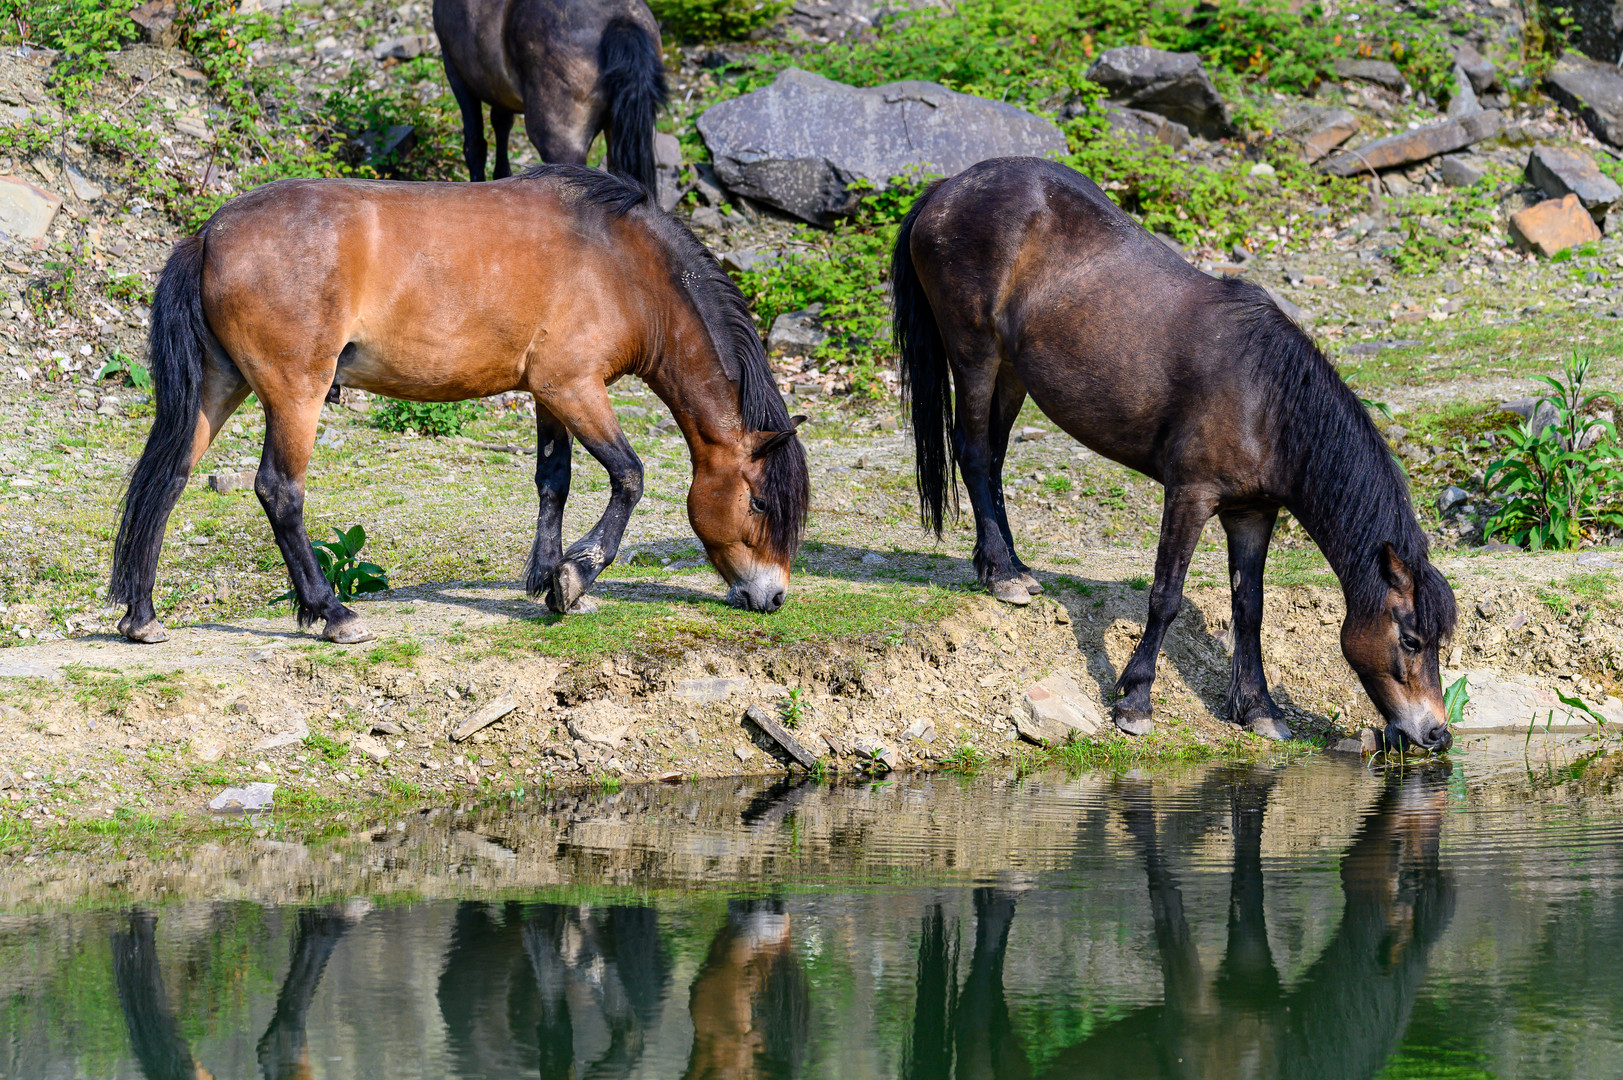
[891, 182, 956, 536]
[109, 234, 208, 613]
[599, 17, 667, 195]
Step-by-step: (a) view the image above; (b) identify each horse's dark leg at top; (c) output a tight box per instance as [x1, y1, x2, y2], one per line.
[521, 82, 593, 167]
[525, 403, 573, 602]
[543, 400, 643, 614]
[985, 365, 1041, 594]
[1220, 505, 1288, 737]
[444, 63, 487, 181]
[1112, 488, 1215, 735]
[949, 347, 1028, 603]
[491, 105, 515, 180]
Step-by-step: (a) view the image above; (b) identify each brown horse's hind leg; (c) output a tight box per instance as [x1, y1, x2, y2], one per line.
[254, 395, 375, 643]
[984, 363, 1041, 595]
[948, 347, 1029, 604]
[1220, 505, 1290, 739]
[117, 361, 248, 643]
[1113, 488, 1215, 736]
[523, 401, 572, 601]
[535, 390, 642, 614]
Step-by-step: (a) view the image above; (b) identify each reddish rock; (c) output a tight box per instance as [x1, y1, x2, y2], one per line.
[1509, 194, 1603, 257]
[128, 0, 181, 48]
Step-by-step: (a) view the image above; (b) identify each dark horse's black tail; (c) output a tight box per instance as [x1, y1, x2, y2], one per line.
[110, 234, 208, 612]
[599, 18, 667, 194]
[892, 182, 955, 535]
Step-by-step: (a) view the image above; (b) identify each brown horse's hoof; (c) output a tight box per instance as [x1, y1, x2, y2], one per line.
[1019, 572, 1043, 594]
[119, 617, 169, 644]
[990, 579, 1032, 605]
[323, 617, 377, 644]
[565, 595, 599, 615]
[1247, 715, 1293, 741]
[1113, 708, 1154, 737]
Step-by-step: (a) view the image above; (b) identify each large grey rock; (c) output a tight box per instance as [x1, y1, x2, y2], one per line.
[1546, 50, 1623, 147]
[207, 782, 276, 812]
[1440, 155, 1484, 187]
[1276, 106, 1358, 163]
[1526, 144, 1621, 221]
[1455, 670, 1623, 730]
[1564, 2, 1623, 81]
[1320, 110, 1500, 177]
[1446, 64, 1481, 119]
[697, 68, 1067, 226]
[1449, 40, 1498, 94]
[1085, 47, 1234, 140]
[1333, 57, 1405, 91]
[767, 307, 827, 357]
[0, 175, 60, 246]
[1017, 670, 1103, 745]
[1102, 104, 1189, 150]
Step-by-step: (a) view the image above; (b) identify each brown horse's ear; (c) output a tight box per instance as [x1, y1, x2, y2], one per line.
[1380, 542, 1415, 598]
[752, 418, 805, 460]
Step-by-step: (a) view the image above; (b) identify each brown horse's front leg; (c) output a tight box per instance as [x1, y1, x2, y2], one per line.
[524, 403, 573, 601]
[541, 404, 642, 614]
[1113, 488, 1214, 736]
[1219, 505, 1289, 739]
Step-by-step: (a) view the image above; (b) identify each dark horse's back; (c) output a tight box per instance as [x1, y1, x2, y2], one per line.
[900, 156, 1287, 486]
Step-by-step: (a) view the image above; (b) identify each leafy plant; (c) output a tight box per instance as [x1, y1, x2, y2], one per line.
[372, 398, 480, 438]
[304, 731, 350, 762]
[940, 742, 987, 774]
[649, 0, 787, 41]
[277, 525, 389, 604]
[104, 273, 152, 306]
[95, 350, 152, 390]
[781, 686, 805, 727]
[1443, 675, 1469, 727]
[1485, 355, 1623, 550]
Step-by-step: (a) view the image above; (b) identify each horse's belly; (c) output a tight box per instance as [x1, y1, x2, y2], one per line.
[336, 337, 526, 402]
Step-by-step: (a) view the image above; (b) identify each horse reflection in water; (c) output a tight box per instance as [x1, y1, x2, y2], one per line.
[112, 900, 369, 1080]
[436, 898, 807, 1079]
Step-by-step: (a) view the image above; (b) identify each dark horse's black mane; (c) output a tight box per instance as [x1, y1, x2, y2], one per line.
[1229, 279, 1456, 639]
[522, 164, 810, 560]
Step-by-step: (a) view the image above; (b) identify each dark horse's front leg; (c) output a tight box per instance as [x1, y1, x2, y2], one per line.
[985, 366, 1042, 596]
[952, 357, 1032, 604]
[1219, 505, 1290, 739]
[1113, 487, 1214, 736]
[536, 396, 642, 615]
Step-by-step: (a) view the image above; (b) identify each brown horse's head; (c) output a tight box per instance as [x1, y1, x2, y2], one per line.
[1340, 543, 1458, 753]
[688, 418, 808, 613]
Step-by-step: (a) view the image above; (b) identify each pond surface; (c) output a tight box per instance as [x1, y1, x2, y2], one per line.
[4, 753, 1623, 1079]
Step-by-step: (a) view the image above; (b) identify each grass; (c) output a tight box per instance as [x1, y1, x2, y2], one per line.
[1016, 726, 1319, 775]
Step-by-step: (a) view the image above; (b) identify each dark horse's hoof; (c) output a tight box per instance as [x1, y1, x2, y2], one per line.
[546, 561, 591, 614]
[323, 616, 376, 644]
[1247, 715, 1293, 741]
[1018, 571, 1043, 594]
[1113, 707, 1154, 737]
[119, 616, 169, 644]
[990, 579, 1032, 605]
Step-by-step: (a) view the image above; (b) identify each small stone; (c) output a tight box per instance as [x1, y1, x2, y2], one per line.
[207, 782, 275, 812]
[1320, 111, 1499, 177]
[129, 0, 181, 47]
[1248, 162, 1275, 177]
[1545, 51, 1623, 148]
[851, 736, 896, 770]
[734, 744, 753, 763]
[1359, 728, 1381, 754]
[64, 167, 103, 202]
[451, 694, 517, 741]
[680, 727, 701, 747]
[252, 718, 309, 751]
[1329, 737, 1364, 754]
[171, 66, 206, 86]
[1017, 426, 1046, 442]
[766, 307, 827, 357]
[878, 415, 899, 432]
[565, 699, 631, 748]
[369, 719, 402, 736]
[901, 717, 934, 741]
[861, 552, 887, 566]
[1276, 106, 1358, 164]
[658, 770, 684, 783]
[195, 739, 226, 763]
[352, 732, 389, 762]
[0, 176, 61, 246]
[1437, 485, 1469, 514]
[207, 469, 257, 494]
[1510, 194, 1603, 258]
[1576, 552, 1620, 569]
[1086, 47, 1234, 139]
[371, 33, 434, 61]
[1439, 155, 1484, 188]
[1018, 670, 1104, 744]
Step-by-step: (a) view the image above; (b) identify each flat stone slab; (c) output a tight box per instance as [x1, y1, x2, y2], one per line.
[1546, 50, 1623, 147]
[207, 782, 276, 812]
[698, 67, 1066, 225]
[451, 694, 516, 741]
[0, 175, 61, 246]
[1333, 57, 1404, 90]
[251, 718, 309, 752]
[1277, 106, 1358, 163]
[1103, 104, 1190, 150]
[1086, 46, 1234, 139]
[744, 703, 819, 769]
[1457, 670, 1623, 731]
[1320, 110, 1500, 177]
[1526, 144, 1621, 220]
[1018, 669, 1104, 745]
[1510, 194, 1603, 257]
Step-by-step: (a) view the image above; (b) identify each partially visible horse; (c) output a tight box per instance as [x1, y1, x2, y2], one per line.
[433, 0, 667, 189]
[892, 157, 1457, 751]
[110, 165, 807, 645]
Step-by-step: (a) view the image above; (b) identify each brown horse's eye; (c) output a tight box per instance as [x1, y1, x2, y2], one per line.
[749, 495, 767, 514]
[1400, 634, 1421, 653]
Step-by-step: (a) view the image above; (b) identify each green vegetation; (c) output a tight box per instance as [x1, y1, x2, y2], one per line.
[1485, 356, 1623, 551]
[276, 525, 389, 605]
[781, 686, 806, 727]
[650, 0, 787, 41]
[94, 350, 151, 391]
[372, 399, 482, 438]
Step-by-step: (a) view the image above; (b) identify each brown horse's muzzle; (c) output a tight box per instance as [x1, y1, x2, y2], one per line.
[726, 563, 788, 613]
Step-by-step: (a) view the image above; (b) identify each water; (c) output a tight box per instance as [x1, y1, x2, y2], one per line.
[4, 754, 1623, 1079]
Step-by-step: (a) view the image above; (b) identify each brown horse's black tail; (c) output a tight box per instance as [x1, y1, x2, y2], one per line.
[599, 18, 667, 194]
[110, 234, 208, 611]
[892, 183, 956, 536]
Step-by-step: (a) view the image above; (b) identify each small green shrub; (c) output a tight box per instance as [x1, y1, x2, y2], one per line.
[1485, 355, 1623, 551]
[104, 273, 153, 306]
[649, 0, 787, 41]
[372, 398, 480, 438]
[95, 350, 152, 390]
[277, 525, 390, 604]
[304, 731, 349, 762]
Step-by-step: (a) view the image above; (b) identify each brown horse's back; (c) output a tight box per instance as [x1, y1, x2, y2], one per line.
[201, 175, 658, 405]
[910, 157, 1265, 485]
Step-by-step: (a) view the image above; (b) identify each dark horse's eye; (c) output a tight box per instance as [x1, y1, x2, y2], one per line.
[749, 495, 767, 514]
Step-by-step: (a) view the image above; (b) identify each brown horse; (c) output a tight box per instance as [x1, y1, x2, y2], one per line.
[434, 0, 666, 188]
[892, 157, 1457, 751]
[110, 165, 808, 646]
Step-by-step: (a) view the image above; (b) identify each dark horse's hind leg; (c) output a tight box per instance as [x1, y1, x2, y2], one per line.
[1113, 488, 1214, 735]
[1220, 505, 1290, 739]
[524, 403, 572, 603]
[490, 106, 514, 180]
[950, 352, 1031, 605]
[445, 63, 488, 181]
[537, 392, 643, 614]
[256, 398, 375, 643]
[985, 365, 1041, 596]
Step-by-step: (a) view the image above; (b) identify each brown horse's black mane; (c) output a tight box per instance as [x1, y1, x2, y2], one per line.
[522, 164, 810, 560]
[1229, 280, 1456, 640]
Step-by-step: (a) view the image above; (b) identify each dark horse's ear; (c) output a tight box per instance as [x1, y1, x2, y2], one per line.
[752, 416, 807, 460]
[1379, 542, 1415, 598]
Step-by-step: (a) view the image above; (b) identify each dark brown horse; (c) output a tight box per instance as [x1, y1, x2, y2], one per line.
[434, 0, 666, 188]
[110, 165, 807, 646]
[892, 157, 1457, 751]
